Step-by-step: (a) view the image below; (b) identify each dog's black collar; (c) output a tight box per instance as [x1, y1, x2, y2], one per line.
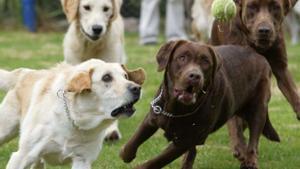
[150, 87, 207, 118]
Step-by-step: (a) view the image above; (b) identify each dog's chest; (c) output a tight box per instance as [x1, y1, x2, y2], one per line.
[155, 106, 219, 146]
[163, 117, 212, 146]
[41, 128, 104, 165]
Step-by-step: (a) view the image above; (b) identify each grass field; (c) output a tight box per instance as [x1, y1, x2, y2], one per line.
[0, 31, 300, 169]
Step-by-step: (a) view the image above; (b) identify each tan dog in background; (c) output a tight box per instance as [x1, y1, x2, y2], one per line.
[0, 59, 145, 169]
[191, 0, 214, 42]
[61, 0, 126, 140]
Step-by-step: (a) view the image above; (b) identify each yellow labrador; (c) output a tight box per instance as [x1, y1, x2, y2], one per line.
[61, 0, 126, 140]
[0, 59, 145, 169]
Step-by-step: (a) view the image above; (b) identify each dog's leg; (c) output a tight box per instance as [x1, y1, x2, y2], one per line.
[241, 78, 271, 169]
[104, 120, 122, 141]
[181, 146, 197, 169]
[6, 126, 49, 169]
[120, 114, 158, 163]
[135, 143, 189, 169]
[6, 149, 41, 169]
[30, 159, 45, 169]
[227, 116, 247, 162]
[266, 39, 300, 119]
[72, 157, 91, 169]
[0, 91, 20, 146]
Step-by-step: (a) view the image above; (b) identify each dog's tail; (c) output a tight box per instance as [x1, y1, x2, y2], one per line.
[262, 113, 280, 142]
[0, 69, 28, 91]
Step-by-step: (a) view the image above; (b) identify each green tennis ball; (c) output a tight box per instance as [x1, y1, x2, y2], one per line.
[211, 0, 237, 22]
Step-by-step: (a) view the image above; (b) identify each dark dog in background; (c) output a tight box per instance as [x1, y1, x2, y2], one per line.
[120, 40, 279, 169]
[211, 0, 300, 163]
[212, 0, 300, 115]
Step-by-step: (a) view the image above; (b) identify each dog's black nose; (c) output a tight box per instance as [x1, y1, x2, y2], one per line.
[128, 84, 141, 98]
[92, 25, 103, 35]
[188, 72, 201, 83]
[258, 26, 271, 36]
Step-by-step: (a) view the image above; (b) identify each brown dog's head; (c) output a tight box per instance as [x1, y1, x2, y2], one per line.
[236, 0, 294, 49]
[156, 40, 220, 105]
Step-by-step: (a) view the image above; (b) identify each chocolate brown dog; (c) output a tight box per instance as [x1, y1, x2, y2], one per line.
[212, 0, 300, 116]
[120, 40, 280, 169]
[211, 0, 300, 163]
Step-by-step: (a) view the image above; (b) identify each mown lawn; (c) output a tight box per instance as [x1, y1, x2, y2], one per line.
[0, 31, 300, 169]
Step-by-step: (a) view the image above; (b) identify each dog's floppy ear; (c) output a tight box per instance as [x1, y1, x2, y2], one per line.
[156, 40, 187, 72]
[121, 65, 146, 85]
[110, 0, 120, 22]
[66, 69, 94, 93]
[283, 0, 296, 15]
[207, 46, 221, 82]
[234, 0, 242, 6]
[61, 0, 79, 22]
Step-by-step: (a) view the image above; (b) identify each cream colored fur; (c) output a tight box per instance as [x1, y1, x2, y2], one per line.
[191, 0, 214, 41]
[62, 0, 126, 64]
[61, 0, 126, 140]
[0, 59, 143, 169]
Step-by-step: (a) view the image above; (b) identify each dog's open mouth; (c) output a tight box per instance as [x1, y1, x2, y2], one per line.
[111, 102, 136, 117]
[255, 36, 273, 49]
[174, 85, 198, 105]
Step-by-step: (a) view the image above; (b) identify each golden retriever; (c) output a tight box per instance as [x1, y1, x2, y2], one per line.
[61, 0, 127, 140]
[0, 59, 145, 169]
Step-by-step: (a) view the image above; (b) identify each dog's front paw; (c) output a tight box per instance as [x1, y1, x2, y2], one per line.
[105, 130, 121, 142]
[293, 101, 300, 120]
[233, 144, 247, 162]
[120, 145, 137, 163]
[240, 151, 258, 169]
[240, 162, 258, 169]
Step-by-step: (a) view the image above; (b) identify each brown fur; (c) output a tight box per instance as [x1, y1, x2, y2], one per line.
[61, 0, 79, 22]
[121, 65, 146, 86]
[120, 41, 278, 169]
[66, 69, 93, 93]
[211, 0, 299, 167]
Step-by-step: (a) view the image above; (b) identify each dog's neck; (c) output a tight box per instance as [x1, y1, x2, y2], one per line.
[59, 90, 113, 131]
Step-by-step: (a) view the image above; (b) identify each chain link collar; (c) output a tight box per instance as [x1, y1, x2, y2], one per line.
[150, 88, 207, 118]
[57, 89, 79, 129]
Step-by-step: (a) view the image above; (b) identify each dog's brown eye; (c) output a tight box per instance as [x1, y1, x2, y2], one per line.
[269, 2, 280, 11]
[247, 3, 258, 14]
[103, 6, 110, 12]
[200, 56, 210, 70]
[102, 74, 112, 82]
[178, 55, 186, 62]
[84, 5, 91, 11]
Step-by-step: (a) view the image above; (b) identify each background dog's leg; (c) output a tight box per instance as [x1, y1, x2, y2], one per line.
[266, 40, 300, 118]
[135, 143, 188, 169]
[120, 114, 158, 163]
[181, 146, 197, 169]
[30, 159, 45, 169]
[227, 116, 247, 162]
[104, 120, 122, 141]
[0, 91, 20, 146]
[241, 78, 271, 169]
